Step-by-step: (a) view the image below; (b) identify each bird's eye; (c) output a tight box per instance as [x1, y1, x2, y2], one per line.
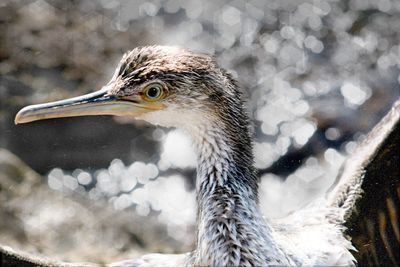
[142, 83, 165, 102]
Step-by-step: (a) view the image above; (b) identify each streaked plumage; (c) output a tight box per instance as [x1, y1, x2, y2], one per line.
[15, 46, 400, 266]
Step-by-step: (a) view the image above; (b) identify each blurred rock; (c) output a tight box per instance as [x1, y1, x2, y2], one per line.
[0, 148, 191, 264]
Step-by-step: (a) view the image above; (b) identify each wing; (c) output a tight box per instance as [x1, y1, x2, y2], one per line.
[0, 245, 95, 267]
[326, 99, 400, 266]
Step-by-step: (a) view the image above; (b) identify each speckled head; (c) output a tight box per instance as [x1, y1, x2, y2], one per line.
[15, 46, 243, 130]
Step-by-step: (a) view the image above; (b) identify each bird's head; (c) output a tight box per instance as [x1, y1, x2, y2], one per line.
[15, 46, 243, 132]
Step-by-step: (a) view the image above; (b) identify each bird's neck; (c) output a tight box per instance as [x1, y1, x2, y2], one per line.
[188, 122, 289, 266]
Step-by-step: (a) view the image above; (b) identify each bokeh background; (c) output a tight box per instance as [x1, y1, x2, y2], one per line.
[0, 0, 399, 264]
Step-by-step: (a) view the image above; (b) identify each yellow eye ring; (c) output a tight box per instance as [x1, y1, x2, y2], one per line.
[141, 82, 166, 102]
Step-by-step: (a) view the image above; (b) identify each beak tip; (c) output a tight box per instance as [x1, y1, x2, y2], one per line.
[14, 110, 24, 125]
[15, 106, 33, 124]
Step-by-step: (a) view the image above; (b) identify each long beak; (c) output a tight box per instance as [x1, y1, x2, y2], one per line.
[15, 88, 156, 124]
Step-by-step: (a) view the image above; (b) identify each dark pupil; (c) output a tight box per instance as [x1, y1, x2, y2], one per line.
[147, 86, 160, 98]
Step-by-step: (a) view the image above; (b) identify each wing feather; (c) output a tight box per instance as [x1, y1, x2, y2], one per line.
[326, 99, 400, 266]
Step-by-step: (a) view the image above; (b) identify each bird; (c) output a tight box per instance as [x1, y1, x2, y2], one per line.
[15, 46, 400, 266]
